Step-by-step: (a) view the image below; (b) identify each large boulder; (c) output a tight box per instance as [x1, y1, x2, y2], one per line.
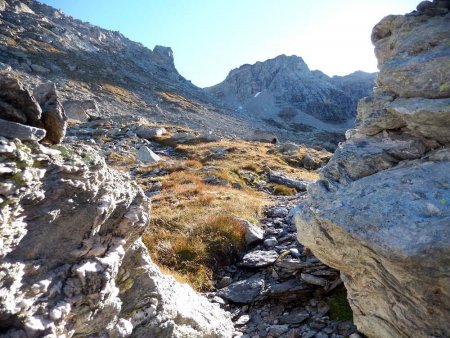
[63, 100, 99, 122]
[33, 82, 67, 144]
[372, 2, 450, 98]
[295, 2, 450, 338]
[0, 73, 42, 126]
[0, 140, 233, 337]
[0, 75, 66, 144]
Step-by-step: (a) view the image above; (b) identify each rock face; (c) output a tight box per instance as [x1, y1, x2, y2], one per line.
[0, 78, 233, 337]
[295, 2, 450, 338]
[206, 55, 376, 127]
[0, 74, 67, 144]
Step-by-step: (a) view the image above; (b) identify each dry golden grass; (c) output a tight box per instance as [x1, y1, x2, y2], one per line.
[107, 151, 135, 171]
[158, 91, 202, 111]
[135, 132, 323, 290]
[102, 83, 139, 104]
[176, 139, 320, 181]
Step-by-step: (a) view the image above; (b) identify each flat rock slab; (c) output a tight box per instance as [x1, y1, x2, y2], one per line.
[240, 250, 278, 268]
[279, 311, 310, 325]
[267, 278, 313, 299]
[0, 118, 46, 141]
[217, 274, 265, 304]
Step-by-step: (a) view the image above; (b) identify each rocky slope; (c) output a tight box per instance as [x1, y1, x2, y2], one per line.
[206, 55, 375, 140]
[0, 0, 258, 140]
[295, 1, 450, 337]
[0, 75, 234, 337]
[0, 0, 374, 148]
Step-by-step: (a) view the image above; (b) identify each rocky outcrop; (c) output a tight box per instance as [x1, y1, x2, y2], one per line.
[0, 74, 67, 144]
[295, 2, 450, 338]
[0, 78, 233, 337]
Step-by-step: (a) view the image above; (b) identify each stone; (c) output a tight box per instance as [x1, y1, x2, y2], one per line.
[270, 206, 290, 218]
[0, 74, 42, 126]
[266, 279, 312, 299]
[33, 82, 67, 144]
[296, 161, 450, 337]
[387, 97, 450, 144]
[217, 274, 265, 304]
[356, 95, 405, 136]
[235, 314, 251, 326]
[300, 273, 329, 287]
[279, 312, 309, 325]
[321, 133, 427, 184]
[135, 125, 167, 139]
[239, 219, 264, 245]
[372, 11, 450, 99]
[170, 132, 198, 143]
[300, 153, 320, 170]
[0, 118, 46, 141]
[63, 100, 98, 122]
[136, 146, 161, 164]
[30, 64, 50, 73]
[218, 276, 233, 289]
[240, 250, 279, 268]
[268, 169, 310, 191]
[289, 248, 301, 258]
[267, 324, 289, 336]
[263, 237, 278, 248]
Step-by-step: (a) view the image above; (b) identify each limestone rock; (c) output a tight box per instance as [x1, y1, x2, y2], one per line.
[240, 250, 278, 268]
[0, 73, 42, 126]
[387, 97, 450, 144]
[356, 95, 405, 135]
[63, 100, 99, 122]
[136, 146, 161, 164]
[372, 8, 450, 98]
[321, 133, 427, 184]
[217, 274, 265, 304]
[0, 140, 233, 337]
[0, 118, 46, 141]
[296, 161, 450, 337]
[239, 219, 264, 245]
[135, 125, 167, 139]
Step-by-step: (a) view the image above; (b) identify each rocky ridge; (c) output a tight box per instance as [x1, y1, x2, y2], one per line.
[295, 1, 450, 337]
[206, 55, 376, 147]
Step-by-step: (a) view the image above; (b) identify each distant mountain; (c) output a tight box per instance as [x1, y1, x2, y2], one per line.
[206, 55, 376, 132]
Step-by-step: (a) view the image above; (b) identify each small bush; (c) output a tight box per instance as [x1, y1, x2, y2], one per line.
[196, 215, 246, 266]
[326, 288, 353, 321]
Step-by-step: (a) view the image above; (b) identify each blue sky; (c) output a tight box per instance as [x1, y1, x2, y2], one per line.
[40, 0, 418, 87]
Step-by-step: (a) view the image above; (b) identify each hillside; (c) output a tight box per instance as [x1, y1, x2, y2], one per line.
[0, 0, 374, 148]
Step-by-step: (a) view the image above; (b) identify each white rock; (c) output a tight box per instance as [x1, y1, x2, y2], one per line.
[136, 146, 161, 164]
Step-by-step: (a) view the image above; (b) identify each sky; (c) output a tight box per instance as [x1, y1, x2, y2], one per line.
[40, 0, 419, 88]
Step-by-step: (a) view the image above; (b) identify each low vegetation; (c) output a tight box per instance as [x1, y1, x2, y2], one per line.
[103, 123, 323, 290]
